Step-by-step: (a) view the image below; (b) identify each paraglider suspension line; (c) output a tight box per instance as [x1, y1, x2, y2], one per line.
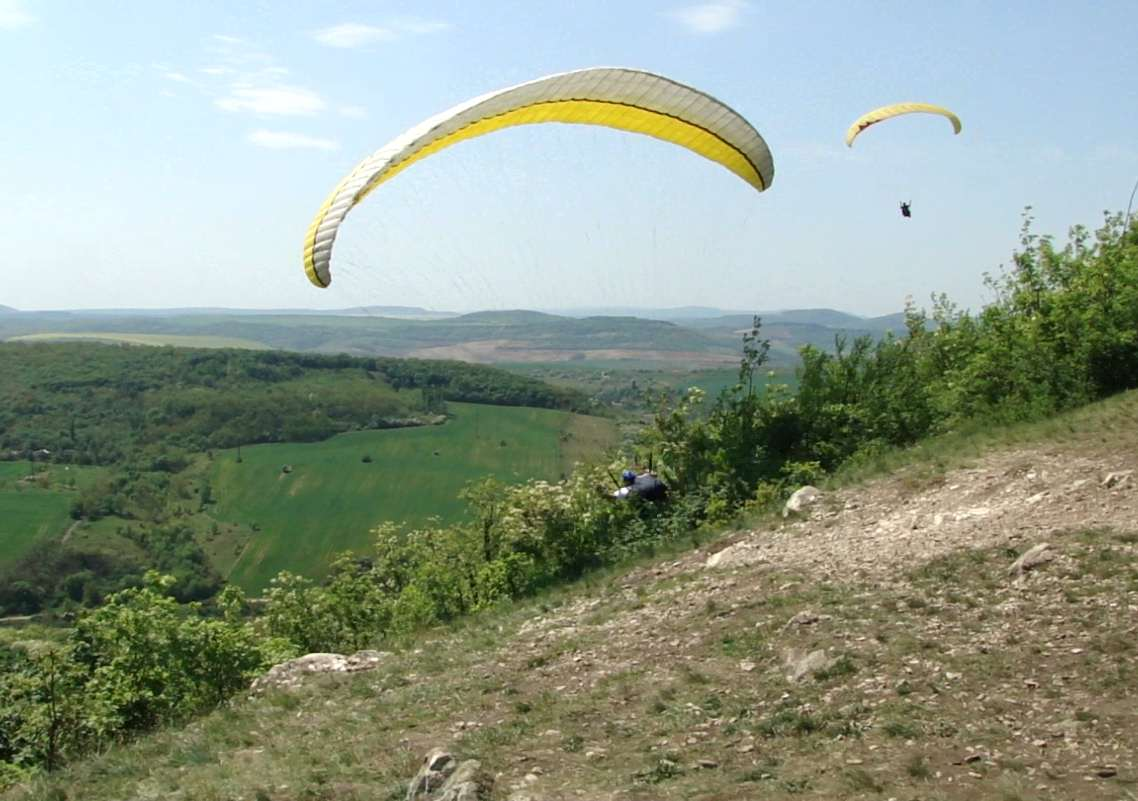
[1126, 176, 1138, 230]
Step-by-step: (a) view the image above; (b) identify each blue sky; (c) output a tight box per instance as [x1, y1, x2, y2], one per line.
[2, 0, 1135, 315]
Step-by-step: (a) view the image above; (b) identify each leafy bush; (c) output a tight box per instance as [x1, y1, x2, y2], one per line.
[0, 575, 267, 780]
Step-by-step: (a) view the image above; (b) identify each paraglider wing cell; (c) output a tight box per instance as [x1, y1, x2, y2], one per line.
[303, 67, 775, 288]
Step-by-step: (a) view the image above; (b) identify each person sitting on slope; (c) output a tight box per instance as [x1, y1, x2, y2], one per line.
[611, 468, 668, 503]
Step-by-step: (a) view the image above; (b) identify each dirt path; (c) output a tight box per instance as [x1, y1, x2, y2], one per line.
[60, 518, 83, 544]
[704, 447, 1135, 580]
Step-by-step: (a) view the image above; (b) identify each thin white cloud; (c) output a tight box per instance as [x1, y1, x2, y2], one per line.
[169, 34, 340, 154]
[150, 63, 202, 90]
[216, 85, 325, 116]
[0, 0, 35, 29]
[391, 16, 451, 35]
[312, 17, 450, 48]
[314, 23, 395, 48]
[247, 130, 338, 151]
[206, 34, 275, 70]
[339, 104, 368, 119]
[668, 0, 748, 34]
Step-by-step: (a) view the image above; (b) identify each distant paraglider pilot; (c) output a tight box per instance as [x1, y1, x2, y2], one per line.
[900, 201, 912, 219]
[612, 469, 669, 503]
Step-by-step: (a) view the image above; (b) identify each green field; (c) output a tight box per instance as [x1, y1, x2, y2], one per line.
[209, 403, 616, 591]
[0, 462, 104, 567]
[6, 332, 270, 349]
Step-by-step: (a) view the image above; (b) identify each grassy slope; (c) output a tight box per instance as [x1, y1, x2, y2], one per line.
[0, 462, 105, 567]
[16, 392, 1138, 801]
[209, 403, 616, 591]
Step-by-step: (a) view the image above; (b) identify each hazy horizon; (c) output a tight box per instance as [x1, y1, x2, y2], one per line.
[0, 301, 906, 320]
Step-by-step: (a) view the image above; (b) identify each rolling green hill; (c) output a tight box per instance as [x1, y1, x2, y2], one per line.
[208, 402, 616, 591]
[0, 343, 586, 465]
[0, 343, 599, 610]
[0, 403, 615, 609]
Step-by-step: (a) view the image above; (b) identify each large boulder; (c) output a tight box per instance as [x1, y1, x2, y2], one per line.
[705, 540, 767, 569]
[1008, 542, 1055, 578]
[435, 760, 492, 801]
[1101, 470, 1133, 489]
[251, 650, 389, 693]
[782, 486, 821, 518]
[407, 749, 492, 801]
[407, 750, 456, 800]
[783, 648, 833, 682]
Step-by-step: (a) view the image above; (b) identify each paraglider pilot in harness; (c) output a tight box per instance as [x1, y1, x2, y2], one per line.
[900, 201, 912, 218]
[612, 468, 668, 503]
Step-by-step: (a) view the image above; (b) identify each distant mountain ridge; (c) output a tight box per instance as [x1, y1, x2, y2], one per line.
[542, 306, 900, 326]
[5, 304, 896, 324]
[1, 305, 906, 367]
[4, 305, 455, 319]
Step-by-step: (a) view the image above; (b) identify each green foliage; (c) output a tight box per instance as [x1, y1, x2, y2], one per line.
[0, 539, 143, 615]
[0, 522, 220, 616]
[70, 574, 266, 731]
[0, 574, 267, 782]
[253, 468, 656, 654]
[923, 210, 1138, 419]
[119, 525, 222, 602]
[640, 211, 1138, 524]
[262, 558, 390, 655]
[0, 645, 89, 775]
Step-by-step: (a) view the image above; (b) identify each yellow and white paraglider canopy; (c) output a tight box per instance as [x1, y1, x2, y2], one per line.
[303, 67, 775, 288]
[844, 103, 962, 148]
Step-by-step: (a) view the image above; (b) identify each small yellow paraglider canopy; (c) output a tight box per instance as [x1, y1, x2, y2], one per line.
[845, 103, 962, 147]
